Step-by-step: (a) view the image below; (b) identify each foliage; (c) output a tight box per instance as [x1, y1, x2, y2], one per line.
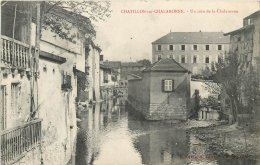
[137, 59, 151, 68]
[205, 52, 260, 122]
[41, 1, 112, 42]
[201, 96, 220, 109]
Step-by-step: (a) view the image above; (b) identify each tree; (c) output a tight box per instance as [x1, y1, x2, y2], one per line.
[40, 1, 111, 42]
[208, 52, 260, 123]
[137, 59, 151, 68]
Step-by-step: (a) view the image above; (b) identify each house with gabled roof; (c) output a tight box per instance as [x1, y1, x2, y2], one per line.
[152, 31, 230, 74]
[128, 58, 191, 120]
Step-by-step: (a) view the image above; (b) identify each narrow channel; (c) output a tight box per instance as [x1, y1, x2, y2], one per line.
[75, 98, 258, 165]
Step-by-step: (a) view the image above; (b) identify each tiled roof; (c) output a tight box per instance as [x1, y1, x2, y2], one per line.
[121, 62, 144, 67]
[145, 58, 190, 72]
[224, 24, 254, 36]
[244, 10, 260, 19]
[100, 63, 112, 70]
[152, 32, 230, 44]
[103, 61, 121, 68]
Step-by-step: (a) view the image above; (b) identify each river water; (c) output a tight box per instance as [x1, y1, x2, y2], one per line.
[75, 98, 258, 165]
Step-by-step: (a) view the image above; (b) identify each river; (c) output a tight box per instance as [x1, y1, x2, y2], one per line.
[75, 98, 258, 165]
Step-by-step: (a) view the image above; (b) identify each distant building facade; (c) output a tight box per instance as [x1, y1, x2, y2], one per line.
[103, 61, 121, 79]
[100, 63, 119, 100]
[152, 32, 230, 74]
[225, 10, 260, 109]
[128, 58, 191, 120]
[121, 62, 145, 80]
[225, 10, 260, 76]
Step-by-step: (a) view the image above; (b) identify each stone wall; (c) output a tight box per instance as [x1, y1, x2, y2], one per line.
[87, 45, 101, 101]
[149, 72, 190, 120]
[0, 69, 31, 130]
[128, 71, 190, 120]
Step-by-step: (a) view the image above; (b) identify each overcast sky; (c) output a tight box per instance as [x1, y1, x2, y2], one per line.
[95, 0, 260, 62]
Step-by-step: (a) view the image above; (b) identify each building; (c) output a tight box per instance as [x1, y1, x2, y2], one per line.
[100, 63, 119, 100]
[0, 2, 42, 164]
[0, 2, 94, 165]
[103, 61, 121, 77]
[224, 10, 260, 116]
[100, 64, 118, 87]
[128, 58, 191, 120]
[85, 43, 102, 102]
[120, 62, 145, 80]
[225, 10, 260, 77]
[152, 32, 230, 74]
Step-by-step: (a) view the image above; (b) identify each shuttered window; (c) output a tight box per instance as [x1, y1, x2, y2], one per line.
[162, 80, 174, 92]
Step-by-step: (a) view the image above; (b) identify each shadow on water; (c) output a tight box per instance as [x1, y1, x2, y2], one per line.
[75, 98, 259, 165]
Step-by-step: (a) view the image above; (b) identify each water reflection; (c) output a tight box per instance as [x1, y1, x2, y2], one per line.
[76, 98, 258, 165]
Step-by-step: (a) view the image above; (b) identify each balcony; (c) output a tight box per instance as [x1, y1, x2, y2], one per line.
[1, 35, 30, 69]
[1, 119, 42, 165]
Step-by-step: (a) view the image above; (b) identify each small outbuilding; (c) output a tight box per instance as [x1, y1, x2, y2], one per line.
[128, 58, 191, 120]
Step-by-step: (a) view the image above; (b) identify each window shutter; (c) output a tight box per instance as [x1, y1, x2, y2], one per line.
[172, 80, 174, 92]
[162, 79, 165, 92]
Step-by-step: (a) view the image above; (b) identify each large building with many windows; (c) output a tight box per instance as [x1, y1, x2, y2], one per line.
[152, 32, 230, 74]
[224, 10, 260, 110]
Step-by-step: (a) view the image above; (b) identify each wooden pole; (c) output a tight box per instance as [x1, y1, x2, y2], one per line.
[35, 2, 41, 114]
[12, 4, 17, 66]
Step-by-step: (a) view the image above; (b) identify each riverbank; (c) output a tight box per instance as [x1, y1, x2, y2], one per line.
[187, 120, 260, 161]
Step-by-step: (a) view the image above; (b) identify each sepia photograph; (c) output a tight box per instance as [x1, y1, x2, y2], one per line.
[0, 0, 260, 164]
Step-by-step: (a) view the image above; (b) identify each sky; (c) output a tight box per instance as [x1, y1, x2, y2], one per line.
[95, 0, 260, 62]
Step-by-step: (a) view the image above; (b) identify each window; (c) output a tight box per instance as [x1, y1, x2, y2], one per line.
[104, 71, 109, 83]
[11, 83, 21, 113]
[157, 45, 162, 51]
[162, 80, 174, 92]
[181, 45, 186, 51]
[100, 55, 104, 61]
[193, 45, 197, 50]
[169, 45, 174, 51]
[181, 56, 186, 63]
[218, 56, 222, 63]
[193, 56, 197, 63]
[218, 45, 222, 50]
[61, 71, 72, 90]
[205, 57, 209, 63]
[205, 45, 210, 51]
[158, 55, 162, 61]
[170, 54, 173, 59]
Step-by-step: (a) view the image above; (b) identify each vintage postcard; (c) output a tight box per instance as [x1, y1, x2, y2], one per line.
[0, 0, 260, 165]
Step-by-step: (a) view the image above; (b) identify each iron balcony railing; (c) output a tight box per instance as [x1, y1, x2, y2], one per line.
[1, 35, 30, 68]
[0, 119, 42, 165]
